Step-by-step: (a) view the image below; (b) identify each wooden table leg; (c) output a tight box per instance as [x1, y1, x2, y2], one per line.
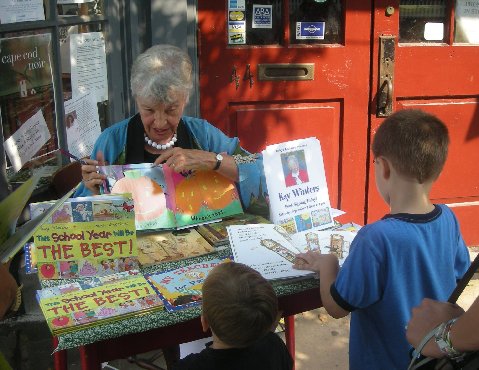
[284, 315, 295, 370]
[52, 337, 67, 370]
[80, 345, 101, 370]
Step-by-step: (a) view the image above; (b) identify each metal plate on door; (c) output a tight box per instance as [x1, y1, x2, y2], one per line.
[258, 63, 314, 81]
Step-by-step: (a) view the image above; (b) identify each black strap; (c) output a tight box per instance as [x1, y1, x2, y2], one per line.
[448, 253, 479, 304]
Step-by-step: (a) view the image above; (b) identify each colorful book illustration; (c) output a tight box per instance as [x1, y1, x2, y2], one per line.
[37, 270, 164, 335]
[262, 138, 335, 234]
[196, 213, 271, 247]
[30, 194, 139, 280]
[0, 176, 78, 263]
[137, 229, 214, 266]
[227, 224, 357, 280]
[97, 163, 244, 231]
[145, 257, 231, 312]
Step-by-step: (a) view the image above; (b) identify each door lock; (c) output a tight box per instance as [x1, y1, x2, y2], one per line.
[377, 35, 395, 117]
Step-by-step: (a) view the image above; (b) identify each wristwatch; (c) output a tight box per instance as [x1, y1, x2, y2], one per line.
[213, 153, 223, 171]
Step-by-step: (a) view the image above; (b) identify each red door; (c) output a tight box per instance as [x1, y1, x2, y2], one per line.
[198, 0, 372, 224]
[368, 1, 479, 245]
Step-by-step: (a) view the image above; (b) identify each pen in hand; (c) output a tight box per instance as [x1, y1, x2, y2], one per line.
[59, 149, 88, 165]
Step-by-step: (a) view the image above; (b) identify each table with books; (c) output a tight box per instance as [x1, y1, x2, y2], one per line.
[47, 246, 322, 370]
[28, 142, 360, 370]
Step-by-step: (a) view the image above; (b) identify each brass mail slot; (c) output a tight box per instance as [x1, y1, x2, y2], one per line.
[258, 63, 314, 81]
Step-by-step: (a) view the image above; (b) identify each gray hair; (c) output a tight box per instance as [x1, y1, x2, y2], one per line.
[130, 44, 193, 103]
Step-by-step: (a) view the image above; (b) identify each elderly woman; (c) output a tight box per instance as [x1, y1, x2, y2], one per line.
[76, 45, 267, 215]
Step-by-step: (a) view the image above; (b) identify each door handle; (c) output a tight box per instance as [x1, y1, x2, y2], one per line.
[376, 35, 395, 117]
[377, 79, 392, 114]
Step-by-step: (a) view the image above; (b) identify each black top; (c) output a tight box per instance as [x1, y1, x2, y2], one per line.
[173, 332, 293, 370]
[125, 114, 194, 164]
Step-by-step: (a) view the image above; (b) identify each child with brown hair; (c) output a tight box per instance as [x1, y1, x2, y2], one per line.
[173, 261, 293, 370]
[294, 109, 470, 370]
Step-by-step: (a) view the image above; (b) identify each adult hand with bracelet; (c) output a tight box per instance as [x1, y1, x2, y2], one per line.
[406, 298, 465, 358]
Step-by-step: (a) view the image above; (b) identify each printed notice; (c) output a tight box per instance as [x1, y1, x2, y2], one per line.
[64, 92, 101, 160]
[0, 0, 45, 24]
[252, 4, 272, 29]
[455, 0, 479, 44]
[4, 110, 51, 172]
[70, 32, 108, 103]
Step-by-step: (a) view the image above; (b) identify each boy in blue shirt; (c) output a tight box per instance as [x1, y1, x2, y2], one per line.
[294, 109, 470, 370]
[173, 262, 293, 370]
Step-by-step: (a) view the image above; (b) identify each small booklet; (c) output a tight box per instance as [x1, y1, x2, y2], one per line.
[262, 138, 335, 234]
[30, 194, 139, 280]
[196, 213, 271, 247]
[227, 224, 356, 280]
[145, 256, 231, 312]
[137, 229, 214, 266]
[37, 270, 164, 335]
[98, 163, 244, 231]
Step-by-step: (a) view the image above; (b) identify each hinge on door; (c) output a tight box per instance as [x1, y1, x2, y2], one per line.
[377, 35, 396, 117]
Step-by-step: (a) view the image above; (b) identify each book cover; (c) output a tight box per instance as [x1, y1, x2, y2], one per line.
[137, 229, 214, 266]
[196, 213, 271, 247]
[30, 194, 139, 280]
[98, 163, 243, 231]
[37, 270, 164, 335]
[227, 224, 357, 280]
[262, 138, 335, 234]
[145, 256, 231, 312]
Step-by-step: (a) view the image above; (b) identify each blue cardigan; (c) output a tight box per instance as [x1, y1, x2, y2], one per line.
[74, 116, 267, 210]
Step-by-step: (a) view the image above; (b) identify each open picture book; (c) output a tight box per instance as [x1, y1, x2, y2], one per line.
[98, 163, 243, 231]
[227, 223, 357, 280]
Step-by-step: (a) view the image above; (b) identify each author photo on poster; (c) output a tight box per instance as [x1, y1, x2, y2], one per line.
[282, 151, 309, 187]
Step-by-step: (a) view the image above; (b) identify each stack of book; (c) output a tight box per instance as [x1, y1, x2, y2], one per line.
[37, 270, 164, 335]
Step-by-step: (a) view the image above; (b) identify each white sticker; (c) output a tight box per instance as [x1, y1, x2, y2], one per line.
[252, 4, 272, 29]
[424, 22, 444, 41]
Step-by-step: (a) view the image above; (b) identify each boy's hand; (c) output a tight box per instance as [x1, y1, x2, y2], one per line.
[293, 251, 339, 274]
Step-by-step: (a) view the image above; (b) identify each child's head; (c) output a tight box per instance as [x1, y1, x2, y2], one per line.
[202, 262, 278, 348]
[372, 109, 449, 183]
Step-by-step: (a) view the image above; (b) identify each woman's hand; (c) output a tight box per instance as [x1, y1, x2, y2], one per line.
[81, 152, 107, 194]
[155, 148, 239, 182]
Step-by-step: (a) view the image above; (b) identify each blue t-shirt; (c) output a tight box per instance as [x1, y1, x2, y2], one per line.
[332, 204, 470, 370]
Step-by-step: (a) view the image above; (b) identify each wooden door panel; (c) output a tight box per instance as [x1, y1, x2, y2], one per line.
[231, 103, 340, 207]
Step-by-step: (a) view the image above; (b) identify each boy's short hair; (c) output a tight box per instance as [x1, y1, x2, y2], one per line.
[372, 109, 449, 183]
[202, 262, 278, 348]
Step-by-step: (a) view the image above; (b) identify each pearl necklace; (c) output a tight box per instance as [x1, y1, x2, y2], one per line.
[144, 133, 177, 150]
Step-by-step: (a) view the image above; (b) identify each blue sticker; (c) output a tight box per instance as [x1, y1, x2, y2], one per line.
[296, 22, 325, 40]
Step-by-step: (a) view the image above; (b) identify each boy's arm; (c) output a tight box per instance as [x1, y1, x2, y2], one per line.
[294, 252, 349, 318]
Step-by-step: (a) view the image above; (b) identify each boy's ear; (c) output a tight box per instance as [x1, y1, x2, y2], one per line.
[380, 157, 391, 180]
[200, 314, 209, 332]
